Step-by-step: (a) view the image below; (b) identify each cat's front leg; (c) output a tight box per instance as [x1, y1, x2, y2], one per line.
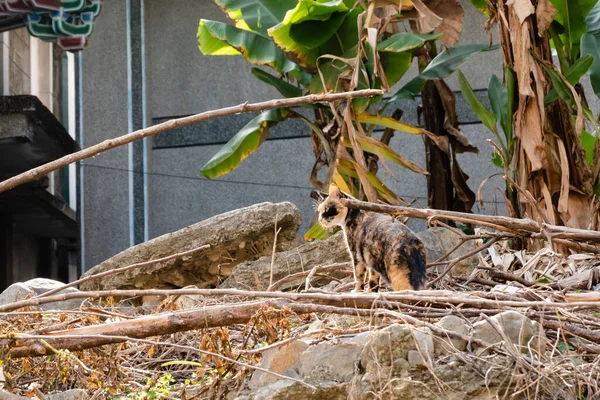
[366, 269, 380, 292]
[351, 262, 366, 293]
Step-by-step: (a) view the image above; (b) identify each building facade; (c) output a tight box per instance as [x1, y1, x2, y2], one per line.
[0, 28, 78, 290]
[0, 1, 101, 289]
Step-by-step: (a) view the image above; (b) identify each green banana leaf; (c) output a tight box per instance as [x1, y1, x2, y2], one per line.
[213, 0, 297, 37]
[377, 32, 440, 88]
[421, 44, 500, 79]
[200, 108, 291, 179]
[304, 222, 331, 240]
[550, 0, 597, 47]
[377, 32, 441, 53]
[390, 44, 499, 101]
[458, 70, 497, 134]
[467, 0, 488, 13]
[268, 0, 350, 68]
[533, 53, 578, 109]
[581, 129, 597, 165]
[581, 33, 600, 97]
[309, 59, 347, 93]
[545, 54, 594, 104]
[586, 0, 600, 35]
[251, 68, 303, 98]
[198, 19, 302, 79]
[381, 52, 413, 88]
[488, 75, 510, 138]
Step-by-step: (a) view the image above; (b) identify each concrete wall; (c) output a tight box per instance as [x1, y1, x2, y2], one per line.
[7, 28, 31, 95]
[81, 0, 511, 269]
[81, 0, 130, 267]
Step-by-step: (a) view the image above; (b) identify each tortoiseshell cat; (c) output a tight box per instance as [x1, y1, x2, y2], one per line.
[316, 185, 427, 292]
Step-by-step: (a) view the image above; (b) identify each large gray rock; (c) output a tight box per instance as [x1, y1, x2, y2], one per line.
[472, 311, 547, 355]
[244, 339, 362, 400]
[296, 341, 362, 383]
[352, 324, 513, 400]
[249, 339, 309, 390]
[243, 380, 349, 400]
[417, 227, 479, 276]
[359, 324, 435, 383]
[221, 232, 351, 290]
[80, 202, 301, 290]
[0, 278, 82, 311]
[434, 315, 470, 355]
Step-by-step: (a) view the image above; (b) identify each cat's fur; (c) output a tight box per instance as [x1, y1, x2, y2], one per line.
[317, 185, 427, 292]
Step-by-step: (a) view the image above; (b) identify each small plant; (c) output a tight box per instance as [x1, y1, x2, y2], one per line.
[125, 374, 174, 400]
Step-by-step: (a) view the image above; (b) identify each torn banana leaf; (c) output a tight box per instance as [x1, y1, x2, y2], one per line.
[200, 108, 291, 179]
[341, 135, 427, 175]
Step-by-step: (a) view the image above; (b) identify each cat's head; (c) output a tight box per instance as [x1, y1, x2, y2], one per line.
[316, 185, 349, 228]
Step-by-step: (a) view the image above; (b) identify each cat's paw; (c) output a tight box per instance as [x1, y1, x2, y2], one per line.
[351, 286, 363, 294]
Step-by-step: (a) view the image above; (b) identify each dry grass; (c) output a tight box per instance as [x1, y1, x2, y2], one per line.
[1, 237, 600, 399]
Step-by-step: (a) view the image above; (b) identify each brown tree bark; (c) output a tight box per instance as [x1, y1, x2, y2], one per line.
[491, 0, 599, 238]
[421, 81, 454, 214]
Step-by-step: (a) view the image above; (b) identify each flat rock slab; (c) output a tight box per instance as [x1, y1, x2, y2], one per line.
[220, 232, 351, 290]
[80, 202, 301, 290]
[417, 227, 478, 276]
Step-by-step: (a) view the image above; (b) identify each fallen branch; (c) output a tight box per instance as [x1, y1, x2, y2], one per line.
[3, 290, 600, 360]
[2, 300, 275, 357]
[266, 262, 352, 291]
[6, 332, 316, 390]
[2, 287, 599, 314]
[340, 198, 600, 243]
[1, 299, 499, 359]
[0, 89, 382, 194]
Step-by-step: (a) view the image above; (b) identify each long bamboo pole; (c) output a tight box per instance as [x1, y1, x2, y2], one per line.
[0, 89, 383, 194]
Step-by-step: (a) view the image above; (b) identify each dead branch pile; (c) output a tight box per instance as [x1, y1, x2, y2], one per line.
[1, 204, 600, 399]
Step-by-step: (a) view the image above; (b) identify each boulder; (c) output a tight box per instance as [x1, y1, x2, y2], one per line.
[221, 232, 351, 290]
[352, 324, 514, 400]
[243, 380, 348, 400]
[296, 341, 362, 383]
[360, 324, 434, 373]
[248, 339, 309, 390]
[80, 202, 301, 290]
[434, 315, 470, 355]
[472, 311, 547, 355]
[0, 278, 82, 311]
[244, 338, 361, 400]
[417, 227, 478, 276]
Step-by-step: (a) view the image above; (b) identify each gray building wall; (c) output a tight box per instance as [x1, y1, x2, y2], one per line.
[81, 0, 511, 270]
[81, 1, 129, 267]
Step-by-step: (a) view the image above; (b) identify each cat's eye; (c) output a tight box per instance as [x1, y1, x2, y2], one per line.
[322, 205, 337, 219]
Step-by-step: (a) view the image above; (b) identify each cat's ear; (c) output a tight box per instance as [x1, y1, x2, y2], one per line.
[328, 185, 341, 199]
[310, 190, 327, 202]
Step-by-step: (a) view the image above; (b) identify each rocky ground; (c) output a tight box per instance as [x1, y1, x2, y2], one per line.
[0, 202, 599, 399]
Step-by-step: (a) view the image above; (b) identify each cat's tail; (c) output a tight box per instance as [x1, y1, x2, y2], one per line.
[388, 237, 427, 291]
[406, 239, 427, 290]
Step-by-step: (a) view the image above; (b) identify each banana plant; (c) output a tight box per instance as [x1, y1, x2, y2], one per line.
[197, 0, 498, 238]
[465, 0, 600, 232]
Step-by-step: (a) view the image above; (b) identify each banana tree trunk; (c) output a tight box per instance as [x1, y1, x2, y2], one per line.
[493, 0, 599, 243]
